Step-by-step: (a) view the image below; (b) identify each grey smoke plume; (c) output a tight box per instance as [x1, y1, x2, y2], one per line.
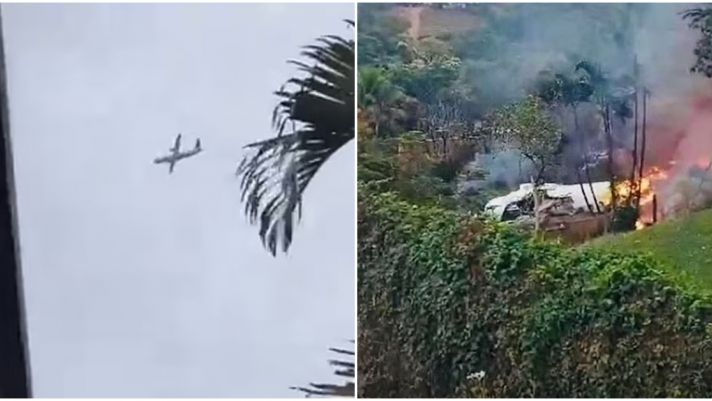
[462, 150, 535, 192]
[458, 4, 692, 106]
[456, 3, 712, 214]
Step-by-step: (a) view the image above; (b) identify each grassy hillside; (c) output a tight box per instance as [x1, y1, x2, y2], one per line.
[590, 208, 712, 288]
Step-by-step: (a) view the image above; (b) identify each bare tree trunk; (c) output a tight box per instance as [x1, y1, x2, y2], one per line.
[535, 163, 546, 184]
[576, 170, 592, 213]
[604, 103, 617, 209]
[531, 176, 540, 233]
[571, 105, 598, 214]
[518, 157, 522, 183]
[583, 156, 600, 213]
[652, 194, 658, 224]
[0, 7, 32, 397]
[635, 88, 648, 209]
[630, 56, 639, 188]
[630, 89, 639, 193]
[572, 106, 593, 213]
[575, 109, 601, 213]
[441, 133, 448, 159]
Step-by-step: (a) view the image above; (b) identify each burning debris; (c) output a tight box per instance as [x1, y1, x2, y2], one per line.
[484, 181, 613, 243]
[485, 154, 712, 236]
[637, 158, 712, 224]
[465, 4, 712, 237]
[484, 182, 610, 221]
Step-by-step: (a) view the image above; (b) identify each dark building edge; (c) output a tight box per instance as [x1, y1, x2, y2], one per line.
[0, 5, 32, 398]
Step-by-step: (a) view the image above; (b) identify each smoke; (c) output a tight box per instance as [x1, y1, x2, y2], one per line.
[456, 4, 646, 106]
[631, 5, 712, 217]
[461, 150, 535, 192]
[452, 3, 712, 216]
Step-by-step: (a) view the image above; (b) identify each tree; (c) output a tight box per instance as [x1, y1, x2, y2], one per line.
[682, 6, 712, 78]
[389, 54, 461, 106]
[535, 70, 599, 212]
[421, 99, 467, 159]
[491, 95, 563, 182]
[237, 22, 354, 256]
[358, 67, 405, 137]
[575, 60, 635, 210]
[635, 88, 649, 210]
[357, 5, 410, 67]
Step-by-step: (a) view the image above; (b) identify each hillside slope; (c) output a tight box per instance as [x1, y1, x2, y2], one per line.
[589, 208, 712, 288]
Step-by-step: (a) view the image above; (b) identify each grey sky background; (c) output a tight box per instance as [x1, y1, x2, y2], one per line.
[3, 3, 355, 397]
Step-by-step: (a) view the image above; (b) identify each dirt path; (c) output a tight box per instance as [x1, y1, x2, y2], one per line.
[402, 6, 424, 40]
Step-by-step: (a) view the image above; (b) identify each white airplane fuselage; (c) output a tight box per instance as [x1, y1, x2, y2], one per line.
[153, 148, 201, 164]
[153, 135, 202, 173]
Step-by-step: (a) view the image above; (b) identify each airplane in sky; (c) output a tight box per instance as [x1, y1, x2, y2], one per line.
[153, 133, 202, 174]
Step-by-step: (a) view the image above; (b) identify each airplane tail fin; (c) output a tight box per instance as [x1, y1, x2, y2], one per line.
[170, 133, 182, 152]
[195, 138, 201, 150]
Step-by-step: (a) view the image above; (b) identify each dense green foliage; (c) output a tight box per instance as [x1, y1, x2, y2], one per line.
[359, 189, 712, 397]
[591, 208, 712, 289]
[357, 134, 459, 208]
[357, 5, 409, 67]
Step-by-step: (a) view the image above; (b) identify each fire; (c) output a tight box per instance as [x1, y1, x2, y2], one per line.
[611, 176, 655, 205]
[624, 157, 712, 230]
[605, 165, 673, 230]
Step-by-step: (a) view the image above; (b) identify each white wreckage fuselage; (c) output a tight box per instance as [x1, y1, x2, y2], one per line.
[484, 182, 611, 221]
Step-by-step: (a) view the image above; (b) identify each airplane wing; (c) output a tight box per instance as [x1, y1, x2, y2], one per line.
[172, 134, 182, 152]
[169, 160, 176, 174]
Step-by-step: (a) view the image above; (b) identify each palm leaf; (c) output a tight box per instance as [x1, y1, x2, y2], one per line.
[290, 342, 355, 398]
[682, 7, 712, 28]
[237, 22, 354, 256]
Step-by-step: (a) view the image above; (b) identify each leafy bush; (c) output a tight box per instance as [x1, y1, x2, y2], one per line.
[358, 136, 461, 208]
[358, 188, 712, 397]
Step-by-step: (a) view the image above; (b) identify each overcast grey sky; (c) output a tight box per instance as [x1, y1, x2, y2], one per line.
[3, 3, 354, 397]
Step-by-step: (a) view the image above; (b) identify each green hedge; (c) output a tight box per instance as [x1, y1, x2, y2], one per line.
[358, 189, 712, 397]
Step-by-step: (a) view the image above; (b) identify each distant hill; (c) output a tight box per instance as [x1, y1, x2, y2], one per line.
[390, 5, 484, 40]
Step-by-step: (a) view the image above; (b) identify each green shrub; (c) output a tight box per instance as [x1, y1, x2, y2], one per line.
[358, 188, 712, 397]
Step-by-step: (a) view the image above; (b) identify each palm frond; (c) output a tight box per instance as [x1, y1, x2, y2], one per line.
[291, 342, 355, 398]
[682, 7, 712, 28]
[237, 25, 354, 256]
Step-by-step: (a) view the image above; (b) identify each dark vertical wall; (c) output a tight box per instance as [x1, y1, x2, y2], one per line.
[0, 7, 32, 398]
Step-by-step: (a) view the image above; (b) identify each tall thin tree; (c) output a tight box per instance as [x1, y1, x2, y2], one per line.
[535, 70, 598, 212]
[576, 60, 634, 211]
[629, 56, 639, 187]
[635, 88, 649, 208]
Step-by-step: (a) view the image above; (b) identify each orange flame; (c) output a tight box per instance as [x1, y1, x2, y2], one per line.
[604, 164, 674, 230]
